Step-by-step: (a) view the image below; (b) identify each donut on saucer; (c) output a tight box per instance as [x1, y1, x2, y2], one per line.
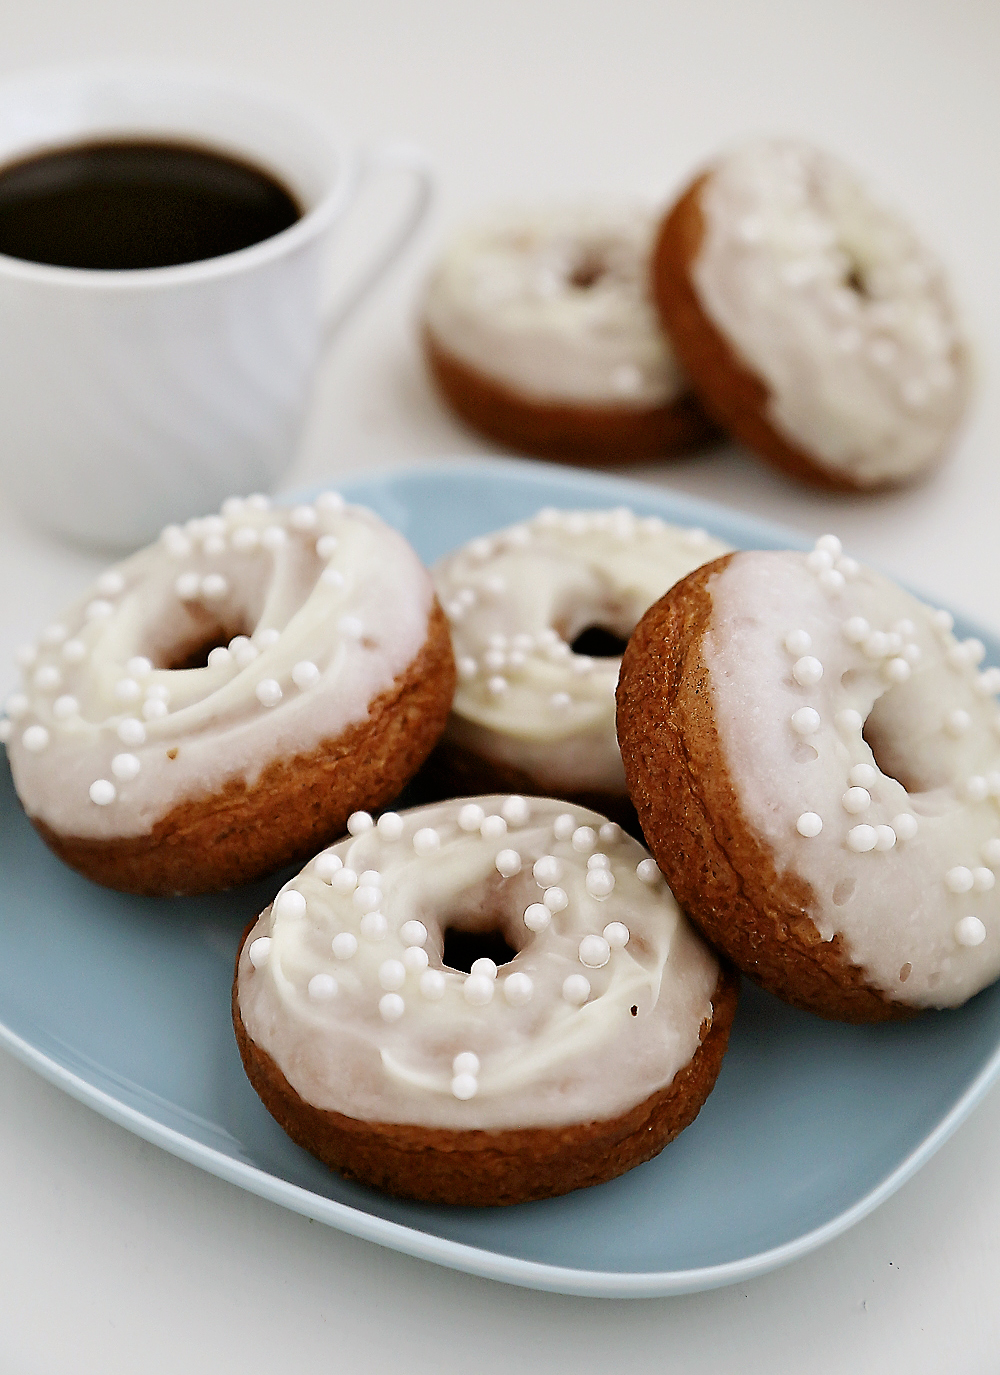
[652, 139, 970, 490]
[422, 206, 718, 464]
[233, 795, 737, 1205]
[617, 537, 1000, 1022]
[427, 506, 730, 825]
[1, 493, 455, 896]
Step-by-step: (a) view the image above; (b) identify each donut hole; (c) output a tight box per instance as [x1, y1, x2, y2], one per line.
[442, 926, 519, 974]
[862, 693, 950, 794]
[570, 625, 630, 658]
[569, 254, 606, 290]
[160, 618, 250, 671]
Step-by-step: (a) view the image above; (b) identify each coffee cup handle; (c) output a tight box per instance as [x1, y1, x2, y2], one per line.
[321, 142, 434, 343]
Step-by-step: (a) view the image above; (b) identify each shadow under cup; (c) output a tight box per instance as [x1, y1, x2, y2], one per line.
[0, 68, 356, 550]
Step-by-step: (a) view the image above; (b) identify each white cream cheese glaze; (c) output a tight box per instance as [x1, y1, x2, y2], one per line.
[692, 139, 969, 485]
[237, 796, 720, 1130]
[703, 539, 1000, 1008]
[423, 205, 686, 408]
[2, 494, 434, 840]
[433, 507, 730, 794]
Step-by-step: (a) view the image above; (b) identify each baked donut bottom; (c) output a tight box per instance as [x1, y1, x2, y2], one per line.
[410, 736, 641, 837]
[651, 177, 919, 494]
[616, 555, 915, 1023]
[233, 951, 738, 1206]
[32, 602, 456, 898]
[424, 329, 720, 466]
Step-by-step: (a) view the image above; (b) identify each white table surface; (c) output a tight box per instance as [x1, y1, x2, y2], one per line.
[2, 1, 1000, 1369]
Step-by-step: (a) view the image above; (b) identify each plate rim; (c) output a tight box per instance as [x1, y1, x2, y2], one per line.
[4, 452, 999, 1299]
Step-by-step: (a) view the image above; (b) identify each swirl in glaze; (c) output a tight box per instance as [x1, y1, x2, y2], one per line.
[693, 139, 969, 485]
[422, 205, 686, 408]
[237, 795, 720, 1130]
[704, 538, 1000, 1007]
[433, 507, 730, 794]
[2, 494, 434, 840]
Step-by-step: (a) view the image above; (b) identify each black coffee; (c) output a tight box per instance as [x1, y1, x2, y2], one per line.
[0, 139, 302, 270]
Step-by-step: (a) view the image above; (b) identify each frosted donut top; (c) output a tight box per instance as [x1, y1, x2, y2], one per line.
[704, 541, 1000, 1008]
[433, 507, 730, 794]
[422, 205, 686, 408]
[692, 139, 969, 485]
[237, 796, 720, 1130]
[2, 494, 434, 840]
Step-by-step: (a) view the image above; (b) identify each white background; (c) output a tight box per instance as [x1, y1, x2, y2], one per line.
[2, 1, 999, 1369]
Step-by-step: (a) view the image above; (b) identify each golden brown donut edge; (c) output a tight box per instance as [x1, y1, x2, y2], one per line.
[232, 936, 738, 1207]
[616, 554, 916, 1023]
[423, 326, 720, 466]
[31, 600, 457, 897]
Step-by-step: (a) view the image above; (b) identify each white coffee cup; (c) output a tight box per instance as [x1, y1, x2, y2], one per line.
[0, 66, 433, 549]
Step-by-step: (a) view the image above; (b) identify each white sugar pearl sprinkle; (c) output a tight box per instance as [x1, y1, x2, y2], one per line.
[585, 869, 616, 898]
[603, 922, 629, 948]
[5, 694, 28, 719]
[945, 866, 974, 894]
[458, 804, 485, 832]
[792, 656, 823, 687]
[815, 534, 843, 558]
[291, 660, 321, 689]
[974, 868, 996, 892]
[379, 993, 405, 1021]
[308, 974, 338, 1001]
[842, 787, 872, 814]
[562, 974, 591, 1005]
[819, 569, 846, 593]
[201, 574, 228, 599]
[52, 695, 78, 720]
[89, 779, 116, 805]
[847, 825, 878, 853]
[110, 753, 141, 782]
[41, 624, 67, 646]
[33, 666, 61, 691]
[420, 969, 446, 1000]
[550, 691, 572, 711]
[378, 960, 406, 991]
[261, 526, 287, 552]
[965, 776, 989, 802]
[806, 548, 834, 572]
[572, 826, 596, 853]
[495, 849, 522, 877]
[463, 974, 494, 1006]
[552, 814, 576, 841]
[796, 812, 823, 837]
[884, 657, 911, 683]
[347, 810, 373, 835]
[579, 935, 611, 968]
[274, 889, 307, 919]
[114, 677, 142, 702]
[117, 718, 146, 746]
[330, 867, 358, 893]
[255, 679, 282, 707]
[587, 853, 610, 870]
[543, 887, 569, 913]
[502, 795, 530, 825]
[636, 858, 660, 884]
[289, 504, 318, 531]
[315, 852, 344, 881]
[533, 855, 563, 886]
[142, 699, 168, 720]
[503, 972, 533, 1004]
[955, 916, 987, 948]
[413, 827, 441, 855]
[85, 599, 114, 621]
[836, 709, 864, 733]
[22, 725, 49, 753]
[248, 937, 271, 968]
[791, 707, 821, 736]
[126, 656, 153, 678]
[62, 640, 86, 663]
[785, 630, 812, 656]
[401, 920, 428, 947]
[451, 1073, 478, 1100]
[471, 957, 498, 981]
[321, 567, 345, 588]
[599, 823, 621, 845]
[874, 826, 897, 852]
[453, 1052, 480, 1077]
[524, 904, 551, 932]
[487, 675, 508, 696]
[231, 526, 259, 553]
[480, 815, 507, 839]
[354, 886, 383, 913]
[377, 812, 404, 840]
[339, 614, 364, 639]
[205, 646, 231, 669]
[315, 534, 339, 559]
[403, 945, 429, 972]
[893, 814, 918, 841]
[849, 764, 877, 788]
[842, 616, 870, 644]
[945, 709, 971, 737]
[360, 911, 388, 941]
[332, 932, 358, 960]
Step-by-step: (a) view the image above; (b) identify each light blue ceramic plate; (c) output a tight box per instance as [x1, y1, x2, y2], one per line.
[3, 456, 1000, 1299]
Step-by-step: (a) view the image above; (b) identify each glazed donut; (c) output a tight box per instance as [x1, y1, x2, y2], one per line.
[233, 794, 736, 1205]
[1, 494, 454, 896]
[617, 536, 1000, 1022]
[652, 139, 970, 490]
[427, 506, 730, 822]
[421, 206, 718, 464]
